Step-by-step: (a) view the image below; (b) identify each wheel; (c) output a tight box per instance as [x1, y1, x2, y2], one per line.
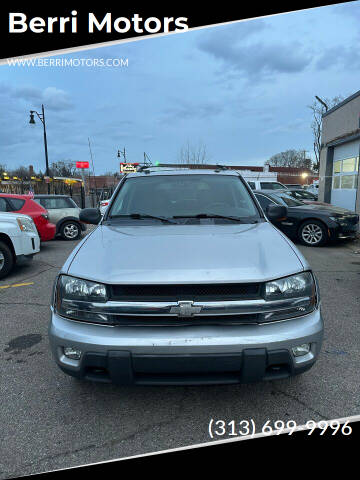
[60, 221, 81, 240]
[298, 220, 328, 247]
[0, 241, 14, 279]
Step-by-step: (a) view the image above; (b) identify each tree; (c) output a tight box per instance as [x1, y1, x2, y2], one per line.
[308, 95, 344, 172]
[49, 160, 77, 177]
[265, 149, 312, 169]
[178, 141, 209, 164]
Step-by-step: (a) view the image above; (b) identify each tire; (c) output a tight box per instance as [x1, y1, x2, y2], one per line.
[0, 241, 14, 279]
[60, 221, 81, 241]
[298, 220, 328, 247]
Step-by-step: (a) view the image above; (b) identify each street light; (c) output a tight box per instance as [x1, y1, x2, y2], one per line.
[29, 104, 50, 193]
[301, 172, 309, 185]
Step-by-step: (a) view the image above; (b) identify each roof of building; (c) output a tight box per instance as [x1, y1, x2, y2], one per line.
[323, 89, 360, 117]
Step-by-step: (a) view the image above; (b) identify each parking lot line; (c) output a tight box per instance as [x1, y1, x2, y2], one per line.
[0, 282, 34, 290]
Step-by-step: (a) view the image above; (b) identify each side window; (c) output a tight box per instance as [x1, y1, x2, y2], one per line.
[255, 194, 274, 210]
[39, 198, 71, 209]
[248, 182, 255, 190]
[8, 198, 25, 211]
[0, 198, 9, 212]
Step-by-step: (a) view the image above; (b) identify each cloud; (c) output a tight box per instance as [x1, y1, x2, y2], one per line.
[197, 22, 311, 79]
[160, 100, 223, 123]
[265, 118, 307, 135]
[315, 45, 360, 70]
[13, 86, 42, 102]
[42, 87, 73, 111]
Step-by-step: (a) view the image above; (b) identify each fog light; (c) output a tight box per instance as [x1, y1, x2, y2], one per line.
[292, 343, 311, 357]
[63, 347, 82, 360]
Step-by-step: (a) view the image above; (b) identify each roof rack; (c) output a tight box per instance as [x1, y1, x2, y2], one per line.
[137, 165, 151, 172]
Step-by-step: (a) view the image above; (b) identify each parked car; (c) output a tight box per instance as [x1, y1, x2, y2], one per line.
[278, 188, 322, 204]
[254, 189, 359, 246]
[285, 184, 304, 189]
[33, 195, 87, 240]
[246, 180, 287, 190]
[0, 211, 40, 279]
[0, 194, 56, 242]
[49, 169, 323, 385]
[304, 183, 319, 196]
[99, 198, 111, 215]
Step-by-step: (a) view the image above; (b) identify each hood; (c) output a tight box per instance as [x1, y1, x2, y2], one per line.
[66, 222, 305, 284]
[0, 211, 31, 221]
[291, 203, 356, 215]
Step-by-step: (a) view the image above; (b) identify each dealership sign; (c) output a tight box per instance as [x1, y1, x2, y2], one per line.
[76, 161, 89, 169]
[120, 162, 139, 173]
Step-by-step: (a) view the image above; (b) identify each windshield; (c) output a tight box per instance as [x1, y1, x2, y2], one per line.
[260, 182, 286, 190]
[290, 190, 316, 200]
[271, 192, 305, 207]
[107, 174, 261, 223]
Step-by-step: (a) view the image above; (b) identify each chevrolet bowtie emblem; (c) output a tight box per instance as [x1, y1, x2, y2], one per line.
[170, 301, 202, 317]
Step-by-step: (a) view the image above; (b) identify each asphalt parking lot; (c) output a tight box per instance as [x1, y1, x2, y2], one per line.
[0, 232, 360, 477]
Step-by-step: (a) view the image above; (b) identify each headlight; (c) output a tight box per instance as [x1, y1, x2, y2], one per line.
[265, 272, 315, 299]
[262, 272, 317, 322]
[17, 217, 36, 233]
[59, 275, 107, 302]
[54, 275, 112, 324]
[329, 215, 347, 223]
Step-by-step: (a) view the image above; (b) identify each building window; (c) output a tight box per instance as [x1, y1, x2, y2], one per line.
[342, 157, 357, 172]
[332, 176, 341, 189]
[332, 156, 359, 190]
[334, 160, 342, 174]
[341, 175, 356, 189]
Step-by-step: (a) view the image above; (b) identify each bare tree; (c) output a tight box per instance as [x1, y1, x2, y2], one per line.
[49, 160, 78, 177]
[265, 149, 312, 169]
[308, 95, 344, 172]
[178, 141, 209, 164]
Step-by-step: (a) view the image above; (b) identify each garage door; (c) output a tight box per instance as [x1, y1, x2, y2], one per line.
[331, 140, 359, 211]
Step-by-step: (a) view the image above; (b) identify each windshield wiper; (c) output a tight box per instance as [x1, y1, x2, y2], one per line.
[173, 213, 248, 223]
[109, 213, 177, 224]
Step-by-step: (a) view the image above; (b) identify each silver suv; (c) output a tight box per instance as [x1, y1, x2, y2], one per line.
[49, 169, 323, 385]
[34, 195, 87, 240]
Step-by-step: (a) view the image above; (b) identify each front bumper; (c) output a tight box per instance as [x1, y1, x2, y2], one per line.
[49, 308, 324, 385]
[330, 219, 359, 240]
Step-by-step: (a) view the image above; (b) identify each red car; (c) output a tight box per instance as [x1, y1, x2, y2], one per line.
[0, 193, 56, 241]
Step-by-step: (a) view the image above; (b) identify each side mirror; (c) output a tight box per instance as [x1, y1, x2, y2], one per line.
[266, 205, 287, 222]
[79, 208, 102, 225]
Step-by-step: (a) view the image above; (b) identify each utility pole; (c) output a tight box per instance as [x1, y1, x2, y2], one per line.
[29, 104, 50, 193]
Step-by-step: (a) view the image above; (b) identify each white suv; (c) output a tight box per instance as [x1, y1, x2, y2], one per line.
[0, 212, 40, 279]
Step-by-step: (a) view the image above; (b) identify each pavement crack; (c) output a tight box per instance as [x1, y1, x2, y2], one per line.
[272, 388, 338, 420]
[5, 388, 190, 477]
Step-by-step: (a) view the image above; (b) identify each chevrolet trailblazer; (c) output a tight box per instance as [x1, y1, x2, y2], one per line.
[49, 169, 323, 385]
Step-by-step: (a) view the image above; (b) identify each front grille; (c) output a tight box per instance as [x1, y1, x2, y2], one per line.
[109, 283, 262, 302]
[105, 314, 260, 326]
[347, 215, 359, 225]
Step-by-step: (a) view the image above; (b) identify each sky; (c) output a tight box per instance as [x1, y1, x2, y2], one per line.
[1, 2, 360, 174]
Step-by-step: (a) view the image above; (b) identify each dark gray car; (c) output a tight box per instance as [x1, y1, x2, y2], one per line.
[34, 195, 87, 240]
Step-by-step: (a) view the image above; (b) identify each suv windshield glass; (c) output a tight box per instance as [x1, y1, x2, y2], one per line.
[108, 174, 260, 222]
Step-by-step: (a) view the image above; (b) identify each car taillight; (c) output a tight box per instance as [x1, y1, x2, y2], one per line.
[101, 202, 109, 206]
